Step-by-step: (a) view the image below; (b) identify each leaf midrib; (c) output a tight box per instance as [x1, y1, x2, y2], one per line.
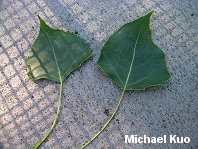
[44, 27, 62, 82]
[124, 19, 147, 90]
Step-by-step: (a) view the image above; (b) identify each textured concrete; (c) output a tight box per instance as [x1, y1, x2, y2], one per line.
[0, 0, 198, 149]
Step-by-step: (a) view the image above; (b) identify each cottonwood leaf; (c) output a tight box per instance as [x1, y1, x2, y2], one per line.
[98, 11, 170, 90]
[81, 11, 171, 149]
[25, 17, 92, 82]
[25, 17, 92, 149]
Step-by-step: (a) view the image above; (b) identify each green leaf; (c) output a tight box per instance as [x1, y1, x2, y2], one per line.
[81, 11, 170, 149]
[98, 11, 170, 90]
[25, 17, 92, 83]
[25, 17, 92, 149]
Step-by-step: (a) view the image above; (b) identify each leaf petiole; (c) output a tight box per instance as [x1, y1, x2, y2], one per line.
[33, 81, 63, 149]
[80, 89, 125, 149]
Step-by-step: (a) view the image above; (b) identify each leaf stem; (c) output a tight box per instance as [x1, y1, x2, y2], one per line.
[33, 81, 63, 149]
[80, 89, 125, 149]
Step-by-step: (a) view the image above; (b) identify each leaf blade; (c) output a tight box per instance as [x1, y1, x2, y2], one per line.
[25, 18, 92, 82]
[98, 11, 170, 90]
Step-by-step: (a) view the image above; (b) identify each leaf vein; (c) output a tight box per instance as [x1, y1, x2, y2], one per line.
[44, 26, 62, 81]
[124, 17, 148, 89]
[109, 50, 128, 73]
[61, 50, 86, 79]
[103, 55, 124, 86]
[126, 60, 163, 87]
[132, 49, 154, 70]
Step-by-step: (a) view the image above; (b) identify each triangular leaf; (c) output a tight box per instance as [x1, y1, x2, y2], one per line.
[25, 17, 92, 148]
[81, 11, 171, 149]
[25, 17, 92, 82]
[98, 11, 170, 90]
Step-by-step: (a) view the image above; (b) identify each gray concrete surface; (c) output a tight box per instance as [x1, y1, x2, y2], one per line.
[0, 0, 198, 149]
